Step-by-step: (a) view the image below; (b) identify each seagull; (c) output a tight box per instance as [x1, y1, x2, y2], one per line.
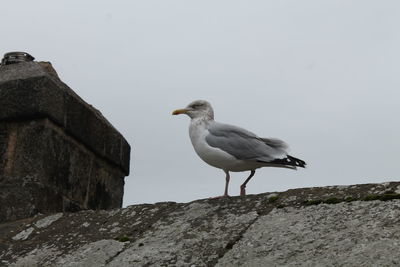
[172, 100, 306, 197]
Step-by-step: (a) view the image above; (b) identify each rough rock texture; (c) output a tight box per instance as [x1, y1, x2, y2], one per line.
[0, 61, 130, 175]
[0, 61, 131, 223]
[2, 182, 400, 266]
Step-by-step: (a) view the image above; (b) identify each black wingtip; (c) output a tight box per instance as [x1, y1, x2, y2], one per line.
[269, 155, 307, 168]
[288, 155, 307, 168]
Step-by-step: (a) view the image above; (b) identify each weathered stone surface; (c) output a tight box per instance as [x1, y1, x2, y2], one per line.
[217, 201, 400, 266]
[0, 119, 125, 223]
[0, 61, 130, 174]
[0, 61, 130, 223]
[1, 182, 400, 266]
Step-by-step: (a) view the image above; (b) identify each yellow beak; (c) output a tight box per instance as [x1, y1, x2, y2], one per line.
[172, 108, 187, 115]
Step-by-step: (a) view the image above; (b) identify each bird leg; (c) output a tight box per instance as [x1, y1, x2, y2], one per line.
[240, 170, 255, 196]
[209, 171, 230, 199]
[224, 171, 230, 197]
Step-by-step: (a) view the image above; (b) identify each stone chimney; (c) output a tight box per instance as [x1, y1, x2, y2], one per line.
[0, 52, 131, 223]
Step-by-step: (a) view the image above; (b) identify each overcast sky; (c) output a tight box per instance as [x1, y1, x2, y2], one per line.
[1, 1, 400, 206]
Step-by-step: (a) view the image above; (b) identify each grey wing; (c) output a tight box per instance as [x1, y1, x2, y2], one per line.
[205, 121, 288, 162]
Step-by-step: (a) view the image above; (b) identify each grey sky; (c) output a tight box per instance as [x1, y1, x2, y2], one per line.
[1, 1, 400, 206]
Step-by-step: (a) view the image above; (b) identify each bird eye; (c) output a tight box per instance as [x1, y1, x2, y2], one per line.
[190, 103, 203, 109]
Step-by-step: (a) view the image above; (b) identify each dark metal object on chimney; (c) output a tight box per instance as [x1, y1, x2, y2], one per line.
[1, 52, 35, 66]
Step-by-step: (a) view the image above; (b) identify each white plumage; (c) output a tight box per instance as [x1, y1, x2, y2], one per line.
[173, 100, 306, 197]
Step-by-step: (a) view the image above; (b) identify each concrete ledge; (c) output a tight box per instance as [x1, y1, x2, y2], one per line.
[1, 182, 400, 266]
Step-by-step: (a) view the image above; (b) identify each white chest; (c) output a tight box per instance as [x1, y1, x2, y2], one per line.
[188, 119, 243, 171]
[189, 119, 209, 154]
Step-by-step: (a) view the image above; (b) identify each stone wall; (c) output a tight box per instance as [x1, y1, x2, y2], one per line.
[0, 61, 131, 223]
[1, 182, 400, 266]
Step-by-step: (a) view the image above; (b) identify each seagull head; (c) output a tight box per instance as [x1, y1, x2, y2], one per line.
[172, 100, 214, 120]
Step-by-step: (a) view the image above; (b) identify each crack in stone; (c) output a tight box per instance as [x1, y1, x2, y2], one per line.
[104, 241, 130, 265]
[213, 206, 275, 266]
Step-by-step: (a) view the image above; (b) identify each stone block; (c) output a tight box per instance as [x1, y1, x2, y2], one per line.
[0, 61, 130, 223]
